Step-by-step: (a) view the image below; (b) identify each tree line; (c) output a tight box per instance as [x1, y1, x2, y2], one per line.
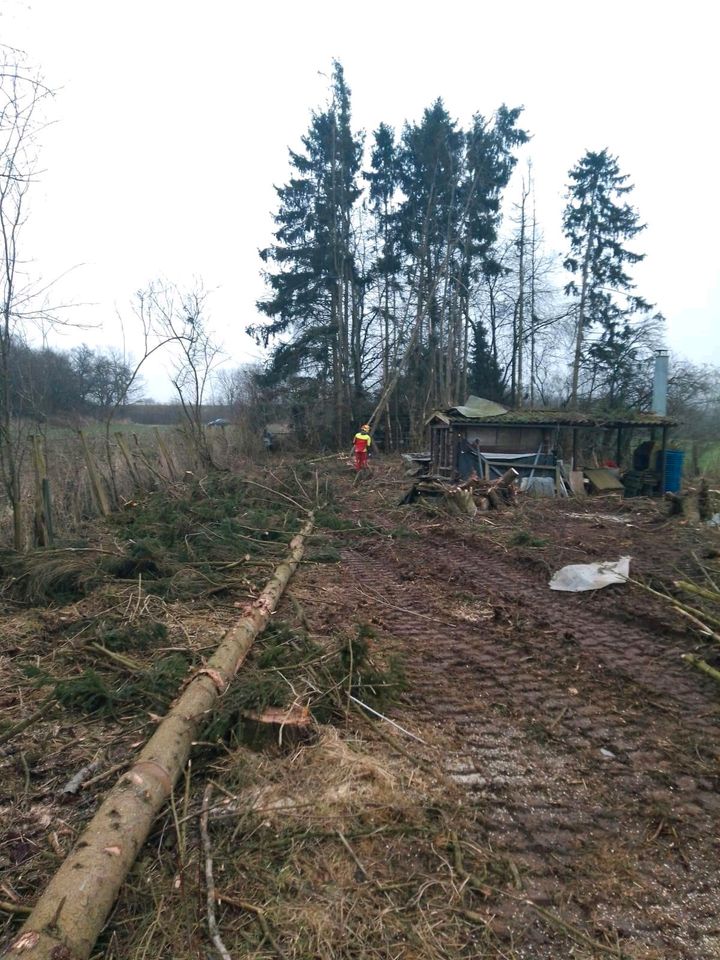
[5, 341, 146, 419]
[250, 61, 687, 446]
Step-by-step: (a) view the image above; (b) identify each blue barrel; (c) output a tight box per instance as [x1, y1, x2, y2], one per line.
[662, 450, 685, 493]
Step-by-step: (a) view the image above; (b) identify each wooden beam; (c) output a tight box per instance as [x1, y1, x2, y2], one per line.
[659, 425, 668, 493]
[572, 427, 578, 471]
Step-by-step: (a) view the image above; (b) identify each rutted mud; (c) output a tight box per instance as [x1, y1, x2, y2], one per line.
[292, 497, 720, 959]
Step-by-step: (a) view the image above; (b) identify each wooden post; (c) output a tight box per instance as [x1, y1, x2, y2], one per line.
[154, 427, 177, 481]
[571, 427, 578, 471]
[30, 435, 50, 547]
[616, 426, 623, 468]
[78, 430, 111, 516]
[42, 478, 54, 545]
[659, 425, 668, 494]
[114, 432, 142, 489]
[133, 433, 166, 488]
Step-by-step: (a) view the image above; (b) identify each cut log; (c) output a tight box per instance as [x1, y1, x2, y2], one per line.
[3, 514, 314, 960]
[487, 489, 502, 510]
[446, 489, 477, 517]
[489, 467, 519, 491]
[569, 470, 586, 497]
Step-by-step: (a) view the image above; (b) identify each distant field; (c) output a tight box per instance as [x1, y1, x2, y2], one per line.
[44, 422, 175, 440]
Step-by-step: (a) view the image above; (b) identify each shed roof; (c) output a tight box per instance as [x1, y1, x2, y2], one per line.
[428, 408, 676, 429]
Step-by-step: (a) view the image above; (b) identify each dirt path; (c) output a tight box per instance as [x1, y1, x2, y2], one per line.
[291, 485, 720, 959]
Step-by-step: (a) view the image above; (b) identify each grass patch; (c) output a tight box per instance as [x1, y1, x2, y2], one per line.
[699, 442, 720, 477]
[98, 619, 168, 652]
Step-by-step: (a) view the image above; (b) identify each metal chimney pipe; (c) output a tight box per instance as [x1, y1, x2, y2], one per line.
[652, 349, 669, 416]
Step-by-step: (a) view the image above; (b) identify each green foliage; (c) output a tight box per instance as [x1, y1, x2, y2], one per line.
[251, 63, 528, 440]
[55, 669, 118, 715]
[104, 540, 169, 579]
[203, 623, 325, 741]
[99, 619, 168, 652]
[52, 653, 191, 717]
[204, 621, 406, 744]
[315, 508, 356, 530]
[467, 319, 504, 402]
[340, 623, 407, 712]
[387, 526, 420, 540]
[107, 474, 302, 598]
[305, 545, 341, 563]
[251, 60, 363, 441]
[509, 529, 547, 548]
[139, 654, 191, 702]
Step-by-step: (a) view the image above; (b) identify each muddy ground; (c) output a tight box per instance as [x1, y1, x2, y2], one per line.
[1, 459, 719, 959]
[288, 466, 720, 959]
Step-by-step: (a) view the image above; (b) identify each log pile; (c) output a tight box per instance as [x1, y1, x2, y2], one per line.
[401, 468, 519, 515]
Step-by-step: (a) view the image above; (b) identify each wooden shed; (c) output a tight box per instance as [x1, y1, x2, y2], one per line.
[427, 399, 677, 495]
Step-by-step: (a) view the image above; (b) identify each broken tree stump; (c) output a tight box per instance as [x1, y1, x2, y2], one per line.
[665, 491, 685, 516]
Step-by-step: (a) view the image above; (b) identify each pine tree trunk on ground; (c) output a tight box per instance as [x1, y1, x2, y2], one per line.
[3, 515, 315, 960]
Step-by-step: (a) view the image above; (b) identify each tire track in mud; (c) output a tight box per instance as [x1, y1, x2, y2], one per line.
[295, 524, 720, 959]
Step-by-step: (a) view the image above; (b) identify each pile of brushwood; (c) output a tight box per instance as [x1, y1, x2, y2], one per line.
[0, 472, 314, 606]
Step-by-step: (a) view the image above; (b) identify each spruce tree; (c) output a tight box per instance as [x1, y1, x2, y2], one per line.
[251, 61, 363, 442]
[563, 149, 655, 407]
[467, 319, 504, 402]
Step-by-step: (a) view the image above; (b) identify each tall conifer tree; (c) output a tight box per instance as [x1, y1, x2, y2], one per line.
[563, 149, 655, 406]
[252, 61, 363, 441]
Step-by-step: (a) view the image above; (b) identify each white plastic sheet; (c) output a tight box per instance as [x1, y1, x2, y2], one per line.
[549, 556, 631, 592]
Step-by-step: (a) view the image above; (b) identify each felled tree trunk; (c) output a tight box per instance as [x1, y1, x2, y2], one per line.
[4, 515, 314, 960]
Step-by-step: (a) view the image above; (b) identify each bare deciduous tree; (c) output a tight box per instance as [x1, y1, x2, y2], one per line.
[142, 281, 224, 470]
[0, 48, 53, 548]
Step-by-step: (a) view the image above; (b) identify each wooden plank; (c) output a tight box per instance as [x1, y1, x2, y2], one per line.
[569, 470, 586, 497]
[584, 468, 624, 492]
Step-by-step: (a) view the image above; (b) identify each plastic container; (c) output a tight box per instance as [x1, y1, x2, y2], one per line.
[662, 449, 684, 494]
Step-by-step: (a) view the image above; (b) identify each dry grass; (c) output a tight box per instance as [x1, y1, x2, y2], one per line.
[100, 724, 505, 960]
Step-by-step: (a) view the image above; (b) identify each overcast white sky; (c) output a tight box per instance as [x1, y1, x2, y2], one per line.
[4, 0, 718, 399]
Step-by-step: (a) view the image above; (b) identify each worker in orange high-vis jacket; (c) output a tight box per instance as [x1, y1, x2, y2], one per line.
[352, 424, 372, 472]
